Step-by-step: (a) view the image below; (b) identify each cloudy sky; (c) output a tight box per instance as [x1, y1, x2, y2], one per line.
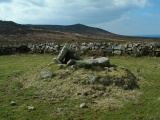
[0, 0, 160, 35]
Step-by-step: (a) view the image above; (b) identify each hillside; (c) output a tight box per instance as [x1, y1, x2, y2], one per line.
[0, 20, 34, 35]
[0, 20, 160, 43]
[34, 24, 116, 36]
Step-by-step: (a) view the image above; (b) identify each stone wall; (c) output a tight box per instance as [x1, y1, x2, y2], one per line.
[0, 44, 30, 55]
[0, 42, 160, 57]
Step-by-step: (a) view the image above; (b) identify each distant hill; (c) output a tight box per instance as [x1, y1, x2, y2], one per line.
[33, 24, 116, 36]
[139, 35, 160, 38]
[0, 20, 160, 43]
[0, 20, 33, 35]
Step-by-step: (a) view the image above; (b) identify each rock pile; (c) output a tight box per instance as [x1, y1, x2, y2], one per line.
[50, 43, 138, 91]
[53, 43, 110, 68]
[17, 46, 140, 110]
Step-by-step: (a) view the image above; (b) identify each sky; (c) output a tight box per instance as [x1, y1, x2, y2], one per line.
[0, 0, 160, 35]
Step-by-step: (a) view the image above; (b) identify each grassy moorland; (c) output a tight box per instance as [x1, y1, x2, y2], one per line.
[1, 20, 160, 43]
[0, 54, 160, 120]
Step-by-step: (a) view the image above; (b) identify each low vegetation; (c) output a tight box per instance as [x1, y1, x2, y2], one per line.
[0, 54, 160, 120]
[1, 20, 160, 43]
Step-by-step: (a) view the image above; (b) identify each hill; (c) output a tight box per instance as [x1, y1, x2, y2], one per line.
[0, 20, 160, 43]
[0, 20, 33, 35]
[137, 34, 160, 38]
[34, 24, 116, 36]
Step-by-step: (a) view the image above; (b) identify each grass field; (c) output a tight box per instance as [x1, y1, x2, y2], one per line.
[0, 54, 160, 120]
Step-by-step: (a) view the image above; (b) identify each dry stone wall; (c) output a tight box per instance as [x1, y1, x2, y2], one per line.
[0, 44, 30, 55]
[0, 42, 160, 57]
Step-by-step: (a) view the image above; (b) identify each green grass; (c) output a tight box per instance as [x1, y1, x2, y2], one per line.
[0, 55, 160, 120]
[106, 56, 160, 120]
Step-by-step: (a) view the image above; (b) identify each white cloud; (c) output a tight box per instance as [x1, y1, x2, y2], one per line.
[113, 0, 147, 7]
[0, 0, 12, 3]
[0, 0, 149, 24]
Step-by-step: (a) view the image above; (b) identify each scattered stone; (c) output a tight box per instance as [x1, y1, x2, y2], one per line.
[70, 65, 77, 70]
[48, 62, 54, 66]
[53, 58, 61, 64]
[109, 67, 117, 71]
[80, 103, 88, 108]
[120, 66, 126, 69]
[86, 74, 99, 84]
[10, 101, 16, 106]
[87, 74, 97, 81]
[27, 106, 35, 110]
[40, 70, 54, 79]
[67, 59, 76, 66]
[92, 94, 97, 98]
[62, 69, 71, 74]
[104, 67, 109, 72]
[90, 56, 99, 59]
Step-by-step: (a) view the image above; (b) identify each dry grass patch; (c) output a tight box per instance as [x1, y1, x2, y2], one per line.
[14, 62, 141, 110]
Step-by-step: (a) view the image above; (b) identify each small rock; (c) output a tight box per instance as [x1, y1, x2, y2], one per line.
[53, 58, 61, 64]
[120, 66, 126, 69]
[10, 101, 16, 106]
[105, 67, 112, 72]
[70, 65, 77, 70]
[62, 69, 71, 75]
[80, 103, 88, 108]
[90, 56, 98, 59]
[48, 62, 54, 66]
[67, 59, 76, 66]
[92, 94, 97, 98]
[27, 106, 35, 110]
[109, 67, 117, 71]
[40, 70, 54, 79]
[87, 74, 98, 82]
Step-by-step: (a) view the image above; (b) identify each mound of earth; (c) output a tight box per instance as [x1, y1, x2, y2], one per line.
[16, 62, 140, 110]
